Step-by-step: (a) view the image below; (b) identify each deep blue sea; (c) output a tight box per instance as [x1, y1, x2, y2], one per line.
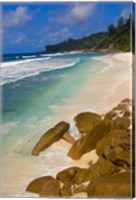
[1, 51, 108, 196]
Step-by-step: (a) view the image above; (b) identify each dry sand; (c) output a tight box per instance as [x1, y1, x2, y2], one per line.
[64, 52, 131, 114]
[102, 52, 132, 109]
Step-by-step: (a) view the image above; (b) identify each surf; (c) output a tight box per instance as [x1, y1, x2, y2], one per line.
[1, 57, 80, 85]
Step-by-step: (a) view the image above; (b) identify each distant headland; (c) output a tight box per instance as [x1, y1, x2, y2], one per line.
[38, 15, 131, 54]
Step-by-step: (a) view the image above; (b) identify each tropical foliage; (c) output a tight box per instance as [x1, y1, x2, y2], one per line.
[45, 15, 131, 53]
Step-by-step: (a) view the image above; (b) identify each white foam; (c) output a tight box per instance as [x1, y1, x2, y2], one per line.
[2, 121, 21, 135]
[22, 55, 36, 58]
[1, 57, 51, 68]
[92, 54, 111, 61]
[1, 57, 80, 85]
[40, 52, 63, 57]
[62, 98, 69, 103]
[90, 54, 114, 73]
[69, 120, 81, 139]
[48, 104, 59, 111]
[40, 51, 82, 57]
[100, 61, 113, 73]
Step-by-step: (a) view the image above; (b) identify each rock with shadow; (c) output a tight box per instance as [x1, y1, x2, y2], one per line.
[26, 176, 60, 197]
[32, 121, 70, 155]
[74, 112, 102, 135]
[87, 172, 131, 197]
[68, 119, 111, 160]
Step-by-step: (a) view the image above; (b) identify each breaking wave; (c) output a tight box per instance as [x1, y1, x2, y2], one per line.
[1, 57, 80, 85]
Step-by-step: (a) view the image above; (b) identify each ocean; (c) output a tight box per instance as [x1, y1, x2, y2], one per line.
[1, 51, 108, 196]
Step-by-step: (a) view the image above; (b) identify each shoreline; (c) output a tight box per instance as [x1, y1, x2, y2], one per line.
[2, 52, 132, 197]
[41, 49, 126, 54]
[52, 52, 132, 120]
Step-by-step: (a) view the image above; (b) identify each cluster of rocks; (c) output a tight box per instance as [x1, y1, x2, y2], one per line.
[26, 98, 134, 198]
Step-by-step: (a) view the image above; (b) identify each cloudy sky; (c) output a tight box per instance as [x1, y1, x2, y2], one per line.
[2, 2, 131, 54]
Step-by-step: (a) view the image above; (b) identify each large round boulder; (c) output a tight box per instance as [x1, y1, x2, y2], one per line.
[74, 112, 101, 134]
[26, 176, 60, 197]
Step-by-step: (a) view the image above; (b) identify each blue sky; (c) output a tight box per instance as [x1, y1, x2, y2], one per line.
[2, 2, 131, 54]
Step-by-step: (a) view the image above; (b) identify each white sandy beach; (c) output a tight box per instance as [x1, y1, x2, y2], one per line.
[52, 52, 132, 120]
[2, 52, 132, 197]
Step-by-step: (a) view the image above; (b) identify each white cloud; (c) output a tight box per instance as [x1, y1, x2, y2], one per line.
[71, 3, 95, 22]
[121, 7, 131, 19]
[4, 6, 32, 28]
[58, 3, 95, 25]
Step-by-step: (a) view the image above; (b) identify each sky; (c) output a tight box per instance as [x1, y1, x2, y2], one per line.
[1, 1, 131, 54]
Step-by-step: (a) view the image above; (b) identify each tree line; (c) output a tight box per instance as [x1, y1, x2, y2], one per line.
[45, 15, 131, 53]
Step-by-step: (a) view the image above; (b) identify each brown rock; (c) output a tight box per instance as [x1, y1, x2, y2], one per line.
[104, 111, 117, 120]
[68, 137, 88, 160]
[96, 129, 130, 157]
[26, 176, 60, 197]
[72, 168, 89, 184]
[104, 146, 130, 166]
[121, 98, 131, 104]
[94, 158, 120, 177]
[113, 103, 128, 111]
[111, 131, 130, 150]
[60, 184, 72, 197]
[32, 121, 70, 155]
[73, 184, 87, 194]
[68, 120, 111, 160]
[86, 158, 119, 182]
[123, 110, 130, 118]
[87, 165, 101, 181]
[56, 167, 79, 185]
[62, 132, 75, 144]
[96, 135, 111, 157]
[87, 172, 131, 197]
[113, 117, 130, 130]
[74, 112, 101, 134]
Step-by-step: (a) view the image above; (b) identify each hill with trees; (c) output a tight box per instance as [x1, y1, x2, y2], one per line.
[45, 15, 131, 53]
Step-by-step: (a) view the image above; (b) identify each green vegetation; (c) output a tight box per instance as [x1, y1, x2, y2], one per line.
[45, 15, 131, 53]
